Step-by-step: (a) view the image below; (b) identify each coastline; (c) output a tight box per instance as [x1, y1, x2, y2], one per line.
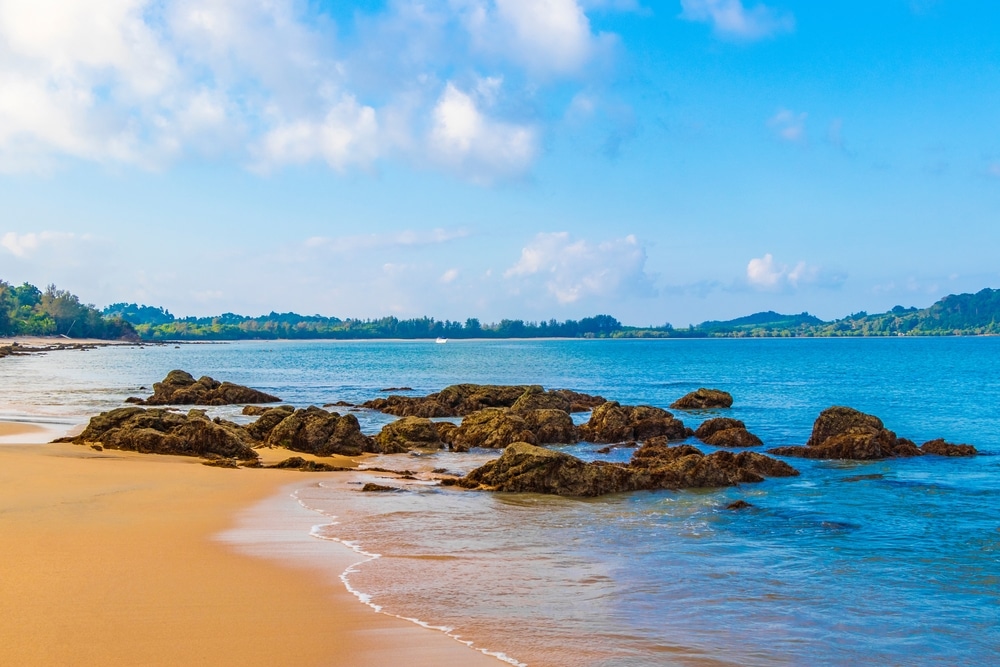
[0, 436, 503, 667]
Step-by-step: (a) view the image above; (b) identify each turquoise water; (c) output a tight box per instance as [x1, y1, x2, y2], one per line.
[2, 338, 998, 665]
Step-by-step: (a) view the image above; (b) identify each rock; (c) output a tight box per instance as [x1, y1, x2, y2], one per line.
[549, 389, 607, 413]
[374, 417, 446, 453]
[361, 483, 401, 492]
[578, 401, 687, 443]
[701, 428, 763, 448]
[670, 388, 734, 410]
[457, 440, 798, 498]
[138, 370, 282, 406]
[522, 409, 578, 444]
[89, 444, 103, 451]
[266, 406, 376, 456]
[920, 438, 977, 457]
[459, 442, 639, 497]
[694, 418, 746, 439]
[201, 458, 240, 468]
[243, 405, 294, 416]
[244, 406, 295, 441]
[267, 456, 346, 471]
[69, 407, 258, 460]
[450, 409, 537, 450]
[379, 387, 413, 392]
[362, 384, 604, 417]
[726, 500, 753, 510]
[510, 385, 571, 413]
[124, 396, 144, 404]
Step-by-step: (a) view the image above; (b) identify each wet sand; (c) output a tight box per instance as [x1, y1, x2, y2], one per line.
[0, 437, 502, 667]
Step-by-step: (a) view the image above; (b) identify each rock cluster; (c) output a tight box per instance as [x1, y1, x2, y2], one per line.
[446, 407, 578, 451]
[453, 440, 798, 497]
[362, 384, 604, 417]
[670, 388, 733, 410]
[768, 407, 977, 460]
[374, 416, 448, 453]
[264, 406, 376, 456]
[66, 407, 259, 460]
[130, 370, 281, 406]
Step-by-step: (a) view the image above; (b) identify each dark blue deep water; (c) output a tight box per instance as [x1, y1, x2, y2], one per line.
[3, 338, 998, 665]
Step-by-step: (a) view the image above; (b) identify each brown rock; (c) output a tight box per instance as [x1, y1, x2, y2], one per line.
[670, 388, 733, 410]
[374, 417, 446, 453]
[244, 405, 295, 441]
[363, 384, 604, 417]
[266, 406, 375, 456]
[726, 500, 753, 510]
[457, 440, 798, 498]
[267, 456, 346, 471]
[361, 483, 401, 492]
[510, 385, 572, 413]
[522, 408, 578, 444]
[694, 418, 746, 440]
[450, 409, 537, 450]
[550, 389, 607, 413]
[69, 407, 258, 460]
[920, 438, 977, 457]
[578, 401, 687, 443]
[701, 428, 763, 448]
[139, 370, 282, 406]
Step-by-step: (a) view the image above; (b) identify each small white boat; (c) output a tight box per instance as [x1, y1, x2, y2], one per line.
[435, 337, 448, 344]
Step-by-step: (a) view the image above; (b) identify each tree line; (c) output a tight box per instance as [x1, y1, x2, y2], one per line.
[0, 281, 134, 339]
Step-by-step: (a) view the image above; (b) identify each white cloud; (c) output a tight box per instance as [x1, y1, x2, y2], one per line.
[1, 231, 79, 258]
[428, 81, 537, 182]
[747, 253, 842, 291]
[0, 0, 622, 178]
[768, 108, 807, 142]
[680, 0, 794, 41]
[304, 228, 470, 253]
[505, 231, 655, 304]
[440, 268, 460, 283]
[459, 0, 605, 77]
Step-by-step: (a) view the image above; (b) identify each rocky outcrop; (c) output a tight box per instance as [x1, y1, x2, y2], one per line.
[454, 440, 798, 497]
[695, 417, 763, 448]
[577, 401, 688, 443]
[374, 417, 447, 453]
[768, 407, 977, 460]
[265, 406, 376, 456]
[68, 407, 258, 460]
[670, 388, 733, 410]
[363, 384, 604, 417]
[134, 370, 281, 406]
[266, 456, 349, 471]
[245, 405, 295, 441]
[919, 438, 977, 457]
[447, 407, 579, 451]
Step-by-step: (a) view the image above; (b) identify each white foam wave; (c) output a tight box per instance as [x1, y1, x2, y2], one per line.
[291, 485, 526, 667]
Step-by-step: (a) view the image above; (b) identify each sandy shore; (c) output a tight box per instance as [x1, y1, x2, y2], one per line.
[0, 438, 502, 667]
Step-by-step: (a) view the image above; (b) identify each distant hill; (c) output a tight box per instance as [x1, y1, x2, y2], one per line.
[698, 311, 825, 335]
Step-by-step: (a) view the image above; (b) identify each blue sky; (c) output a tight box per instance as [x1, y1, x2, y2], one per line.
[1, 0, 998, 325]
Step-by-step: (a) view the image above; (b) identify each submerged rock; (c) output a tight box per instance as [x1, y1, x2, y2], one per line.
[578, 401, 688, 443]
[69, 407, 258, 460]
[670, 388, 733, 410]
[136, 370, 282, 406]
[726, 500, 754, 510]
[920, 438, 977, 457]
[456, 439, 798, 497]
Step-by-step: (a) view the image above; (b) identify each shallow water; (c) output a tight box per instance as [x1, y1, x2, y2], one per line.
[2, 338, 998, 665]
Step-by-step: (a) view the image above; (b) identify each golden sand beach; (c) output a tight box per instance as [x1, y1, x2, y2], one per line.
[0, 434, 501, 667]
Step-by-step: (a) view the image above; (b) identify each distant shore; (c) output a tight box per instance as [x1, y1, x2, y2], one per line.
[0, 430, 502, 666]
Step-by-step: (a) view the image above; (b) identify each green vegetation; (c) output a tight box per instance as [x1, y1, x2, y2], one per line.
[0, 281, 135, 339]
[6, 277, 1000, 342]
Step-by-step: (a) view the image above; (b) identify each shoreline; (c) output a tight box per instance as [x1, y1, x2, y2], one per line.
[0, 436, 503, 667]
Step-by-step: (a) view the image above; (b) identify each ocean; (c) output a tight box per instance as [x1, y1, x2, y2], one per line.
[2, 338, 998, 665]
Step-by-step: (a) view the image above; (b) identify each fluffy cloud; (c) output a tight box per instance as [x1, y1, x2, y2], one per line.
[746, 253, 843, 291]
[680, 0, 794, 41]
[768, 108, 807, 142]
[0, 0, 618, 179]
[505, 232, 655, 304]
[428, 82, 537, 182]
